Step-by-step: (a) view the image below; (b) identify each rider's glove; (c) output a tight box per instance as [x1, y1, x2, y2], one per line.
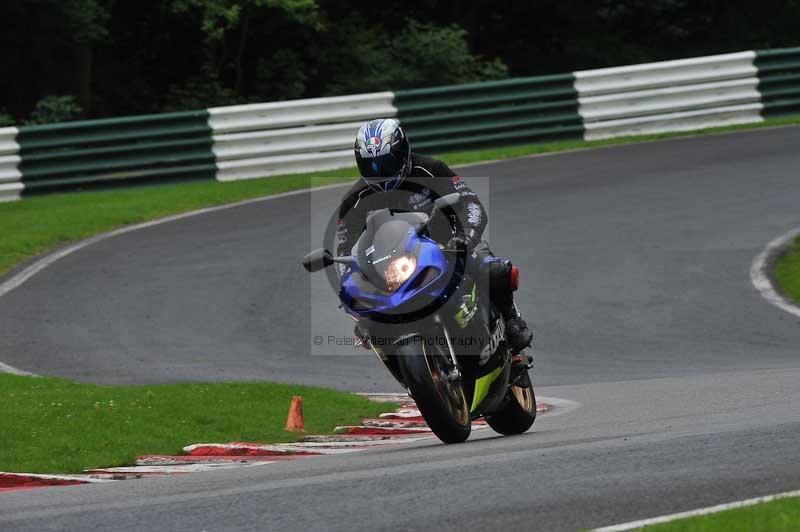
[446, 234, 475, 252]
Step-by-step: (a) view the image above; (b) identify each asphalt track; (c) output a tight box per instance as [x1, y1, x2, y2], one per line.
[1, 126, 799, 530]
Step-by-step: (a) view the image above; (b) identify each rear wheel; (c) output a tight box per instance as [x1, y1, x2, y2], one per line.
[396, 339, 471, 444]
[486, 370, 536, 435]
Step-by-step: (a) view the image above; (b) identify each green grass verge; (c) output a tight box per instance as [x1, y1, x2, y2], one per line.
[1, 114, 799, 277]
[439, 113, 800, 166]
[773, 236, 800, 303]
[627, 496, 800, 531]
[0, 373, 391, 474]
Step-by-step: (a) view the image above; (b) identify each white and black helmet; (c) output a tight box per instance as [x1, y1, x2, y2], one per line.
[354, 118, 411, 192]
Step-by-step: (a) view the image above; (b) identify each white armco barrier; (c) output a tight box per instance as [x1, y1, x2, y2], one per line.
[578, 78, 761, 122]
[209, 92, 396, 180]
[208, 92, 395, 133]
[583, 103, 764, 140]
[212, 122, 361, 162]
[215, 150, 355, 182]
[574, 51, 757, 96]
[0, 127, 23, 201]
[575, 51, 763, 140]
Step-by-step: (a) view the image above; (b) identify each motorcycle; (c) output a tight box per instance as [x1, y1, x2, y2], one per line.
[303, 192, 536, 443]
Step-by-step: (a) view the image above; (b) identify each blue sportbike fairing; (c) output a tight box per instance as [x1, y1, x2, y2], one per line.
[340, 209, 453, 323]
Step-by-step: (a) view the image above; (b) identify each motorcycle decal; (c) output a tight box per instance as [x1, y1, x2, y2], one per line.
[452, 175, 465, 190]
[471, 365, 503, 412]
[408, 188, 432, 210]
[467, 202, 482, 225]
[365, 244, 375, 256]
[479, 318, 505, 366]
[366, 136, 382, 156]
[454, 283, 478, 328]
[336, 219, 347, 244]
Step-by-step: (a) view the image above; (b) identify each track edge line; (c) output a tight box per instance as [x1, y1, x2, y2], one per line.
[592, 488, 800, 532]
[0, 182, 353, 376]
[750, 225, 800, 319]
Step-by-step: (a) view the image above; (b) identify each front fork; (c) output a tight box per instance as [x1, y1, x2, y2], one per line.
[358, 319, 463, 388]
[434, 317, 462, 382]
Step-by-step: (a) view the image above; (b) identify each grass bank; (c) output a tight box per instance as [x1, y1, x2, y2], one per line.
[624, 495, 800, 531]
[773, 236, 800, 304]
[2, 114, 799, 277]
[0, 374, 390, 474]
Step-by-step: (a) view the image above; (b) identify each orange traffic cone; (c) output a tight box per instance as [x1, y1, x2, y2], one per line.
[285, 396, 305, 431]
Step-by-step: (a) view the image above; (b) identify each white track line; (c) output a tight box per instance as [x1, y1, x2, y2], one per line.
[536, 395, 582, 417]
[0, 182, 351, 300]
[0, 472, 113, 484]
[89, 463, 275, 474]
[593, 489, 800, 531]
[750, 225, 800, 318]
[0, 182, 352, 375]
[0, 361, 35, 376]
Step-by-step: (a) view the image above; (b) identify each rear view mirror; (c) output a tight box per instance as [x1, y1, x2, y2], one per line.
[302, 248, 333, 272]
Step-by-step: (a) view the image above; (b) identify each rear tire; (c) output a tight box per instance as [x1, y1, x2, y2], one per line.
[396, 339, 471, 444]
[486, 371, 536, 435]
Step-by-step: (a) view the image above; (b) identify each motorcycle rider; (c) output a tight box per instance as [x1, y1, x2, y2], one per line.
[336, 118, 533, 367]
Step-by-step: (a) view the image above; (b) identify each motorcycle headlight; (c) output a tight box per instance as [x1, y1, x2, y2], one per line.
[384, 255, 417, 292]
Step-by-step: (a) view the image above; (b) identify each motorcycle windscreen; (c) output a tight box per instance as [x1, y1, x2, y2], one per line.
[358, 216, 417, 293]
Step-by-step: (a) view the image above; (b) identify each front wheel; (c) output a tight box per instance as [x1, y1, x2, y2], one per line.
[486, 371, 536, 435]
[395, 339, 471, 444]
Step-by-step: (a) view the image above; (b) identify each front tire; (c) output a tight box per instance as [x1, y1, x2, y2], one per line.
[396, 339, 471, 444]
[486, 371, 536, 435]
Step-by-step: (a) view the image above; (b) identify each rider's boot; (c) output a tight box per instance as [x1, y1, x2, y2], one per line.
[479, 254, 533, 369]
[495, 263, 533, 368]
[511, 350, 533, 369]
[505, 310, 533, 369]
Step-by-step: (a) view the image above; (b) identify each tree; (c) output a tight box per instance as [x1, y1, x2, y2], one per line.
[61, 0, 113, 116]
[3, 1, 800, 122]
[0, 112, 12, 127]
[321, 19, 507, 95]
[24, 95, 84, 125]
[169, 0, 319, 104]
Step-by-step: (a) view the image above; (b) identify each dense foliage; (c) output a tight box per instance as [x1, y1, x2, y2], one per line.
[1, 1, 798, 123]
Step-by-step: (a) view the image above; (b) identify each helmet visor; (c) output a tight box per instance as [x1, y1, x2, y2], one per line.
[357, 152, 406, 180]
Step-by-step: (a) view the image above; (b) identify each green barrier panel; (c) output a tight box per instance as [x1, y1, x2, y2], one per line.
[17, 110, 215, 195]
[21, 137, 211, 165]
[20, 163, 218, 194]
[395, 73, 583, 152]
[755, 47, 800, 117]
[409, 112, 582, 143]
[22, 149, 215, 179]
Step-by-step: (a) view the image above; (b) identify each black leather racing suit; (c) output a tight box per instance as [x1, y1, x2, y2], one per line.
[336, 153, 532, 353]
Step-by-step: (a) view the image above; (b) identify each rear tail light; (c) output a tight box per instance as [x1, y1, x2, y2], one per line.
[509, 266, 519, 291]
